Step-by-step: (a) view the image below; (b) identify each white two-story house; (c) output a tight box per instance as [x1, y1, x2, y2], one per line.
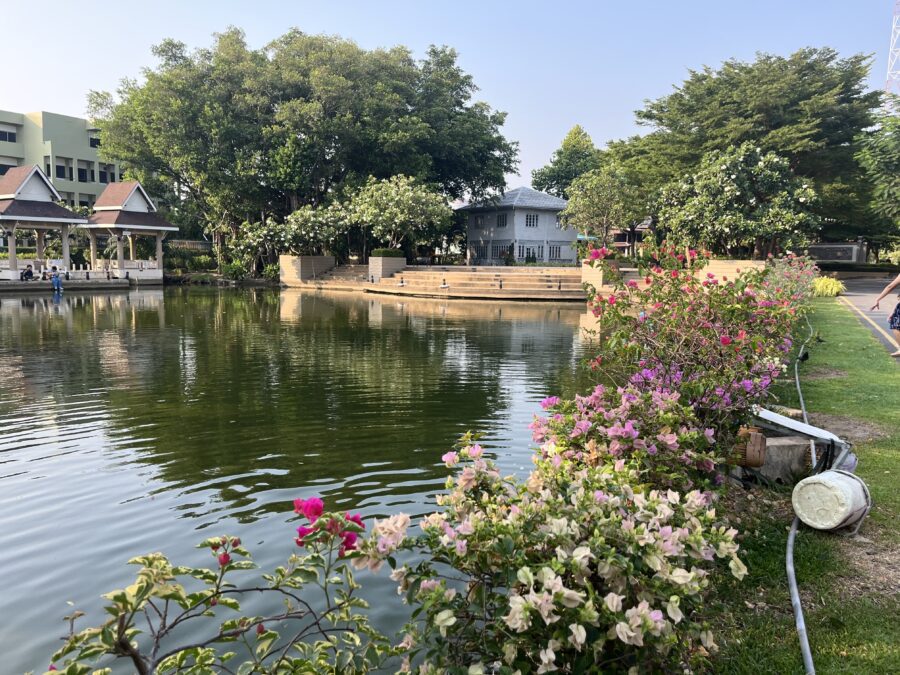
[458, 187, 576, 265]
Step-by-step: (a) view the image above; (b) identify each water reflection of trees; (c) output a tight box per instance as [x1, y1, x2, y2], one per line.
[0, 289, 589, 515]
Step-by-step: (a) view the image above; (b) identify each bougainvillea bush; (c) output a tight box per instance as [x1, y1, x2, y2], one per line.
[353, 440, 746, 674]
[579, 242, 815, 460]
[46, 506, 400, 674]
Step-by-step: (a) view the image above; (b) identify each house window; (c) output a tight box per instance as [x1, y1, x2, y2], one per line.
[79, 200, 90, 207]
[77, 168, 88, 183]
[555, 215, 563, 229]
[0, 131, 17, 143]
[89, 137, 101, 148]
[110, 172, 116, 183]
[496, 213, 507, 228]
[491, 243, 511, 259]
[549, 245, 562, 260]
[68, 167, 73, 181]
[0, 164, 14, 175]
[525, 214, 539, 228]
[99, 170, 108, 184]
[471, 243, 488, 259]
[472, 215, 484, 229]
[55, 165, 67, 179]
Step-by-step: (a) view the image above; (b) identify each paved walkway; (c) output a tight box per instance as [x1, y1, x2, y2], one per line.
[838, 277, 900, 355]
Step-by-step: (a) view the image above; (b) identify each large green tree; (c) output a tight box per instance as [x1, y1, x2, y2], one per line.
[856, 106, 900, 227]
[560, 165, 644, 246]
[88, 28, 517, 249]
[531, 125, 603, 197]
[658, 144, 819, 257]
[607, 48, 881, 232]
[347, 175, 451, 249]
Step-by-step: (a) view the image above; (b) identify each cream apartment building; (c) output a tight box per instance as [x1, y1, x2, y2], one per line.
[0, 109, 123, 208]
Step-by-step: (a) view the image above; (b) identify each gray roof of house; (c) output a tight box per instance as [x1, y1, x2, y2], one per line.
[457, 186, 567, 212]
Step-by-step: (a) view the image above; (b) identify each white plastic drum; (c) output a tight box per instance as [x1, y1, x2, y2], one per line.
[791, 470, 872, 531]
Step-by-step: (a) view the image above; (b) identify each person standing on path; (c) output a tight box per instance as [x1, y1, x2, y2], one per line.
[870, 272, 900, 357]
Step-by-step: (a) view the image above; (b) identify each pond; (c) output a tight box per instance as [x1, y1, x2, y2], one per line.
[0, 288, 591, 672]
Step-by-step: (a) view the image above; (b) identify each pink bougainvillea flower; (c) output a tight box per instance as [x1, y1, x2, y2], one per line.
[345, 512, 365, 529]
[540, 396, 561, 410]
[589, 248, 601, 260]
[296, 524, 315, 543]
[340, 530, 359, 549]
[719, 335, 733, 346]
[298, 497, 324, 522]
[608, 295, 617, 305]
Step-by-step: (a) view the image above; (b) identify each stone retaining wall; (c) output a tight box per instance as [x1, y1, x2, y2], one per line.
[279, 255, 336, 286]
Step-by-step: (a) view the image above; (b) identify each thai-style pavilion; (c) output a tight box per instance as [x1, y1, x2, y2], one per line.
[84, 181, 178, 282]
[0, 165, 87, 280]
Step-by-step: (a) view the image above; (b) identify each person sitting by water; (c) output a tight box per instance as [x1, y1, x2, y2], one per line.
[20, 265, 34, 281]
[50, 266, 63, 292]
[870, 272, 900, 357]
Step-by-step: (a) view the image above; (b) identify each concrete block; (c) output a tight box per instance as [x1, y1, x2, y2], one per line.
[280, 255, 335, 286]
[369, 256, 407, 282]
[759, 435, 812, 485]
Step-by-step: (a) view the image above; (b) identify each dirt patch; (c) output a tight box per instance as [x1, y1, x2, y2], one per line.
[831, 531, 900, 599]
[804, 367, 847, 380]
[806, 412, 888, 445]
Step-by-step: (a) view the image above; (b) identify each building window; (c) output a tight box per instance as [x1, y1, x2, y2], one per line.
[555, 215, 563, 229]
[496, 213, 507, 228]
[471, 215, 483, 229]
[471, 243, 488, 259]
[525, 213, 539, 228]
[55, 165, 67, 179]
[491, 243, 511, 259]
[89, 137, 101, 148]
[77, 168, 88, 183]
[110, 172, 116, 183]
[0, 131, 17, 143]
[0, 164, 14, 175]
[68, 167, 73, 181]
[79, 200, 90, 207]
[99, 170, 108, 184]
[549, 245, 562, 260]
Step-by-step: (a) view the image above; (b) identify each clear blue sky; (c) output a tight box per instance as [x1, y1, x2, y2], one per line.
[3, 0, 893, 187]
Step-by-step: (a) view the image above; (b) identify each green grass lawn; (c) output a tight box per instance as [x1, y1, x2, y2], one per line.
[713, 298, 900, 674]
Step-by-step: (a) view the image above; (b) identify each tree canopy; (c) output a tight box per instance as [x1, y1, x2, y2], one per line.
[347, 175, 452, 249]
[531, 125, 603, 198]
[856, 105, 900, 230]
[88, 28, 517, 238]
[561, 165, 644, 246]
[658, 144, 819, 257]
[539, 48, 883, 241]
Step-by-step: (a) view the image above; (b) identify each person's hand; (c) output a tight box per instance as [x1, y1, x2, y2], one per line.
[870, 301, 880, 311]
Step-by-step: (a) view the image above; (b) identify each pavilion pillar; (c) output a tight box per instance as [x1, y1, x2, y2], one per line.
[116, 235, 126, 275]
[155, 232, 164, 269]
[128, 235, 135, 261]
[35, 230, 45, 262]
[61, 225, 71, 270]
[88, 231, 98, 269]
[7, 225, 17, 272]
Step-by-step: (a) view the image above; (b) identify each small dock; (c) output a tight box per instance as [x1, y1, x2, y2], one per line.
[0, 279, 130, 294]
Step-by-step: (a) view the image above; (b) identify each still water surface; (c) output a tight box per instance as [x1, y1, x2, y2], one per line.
[0, 288, 589, 672]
